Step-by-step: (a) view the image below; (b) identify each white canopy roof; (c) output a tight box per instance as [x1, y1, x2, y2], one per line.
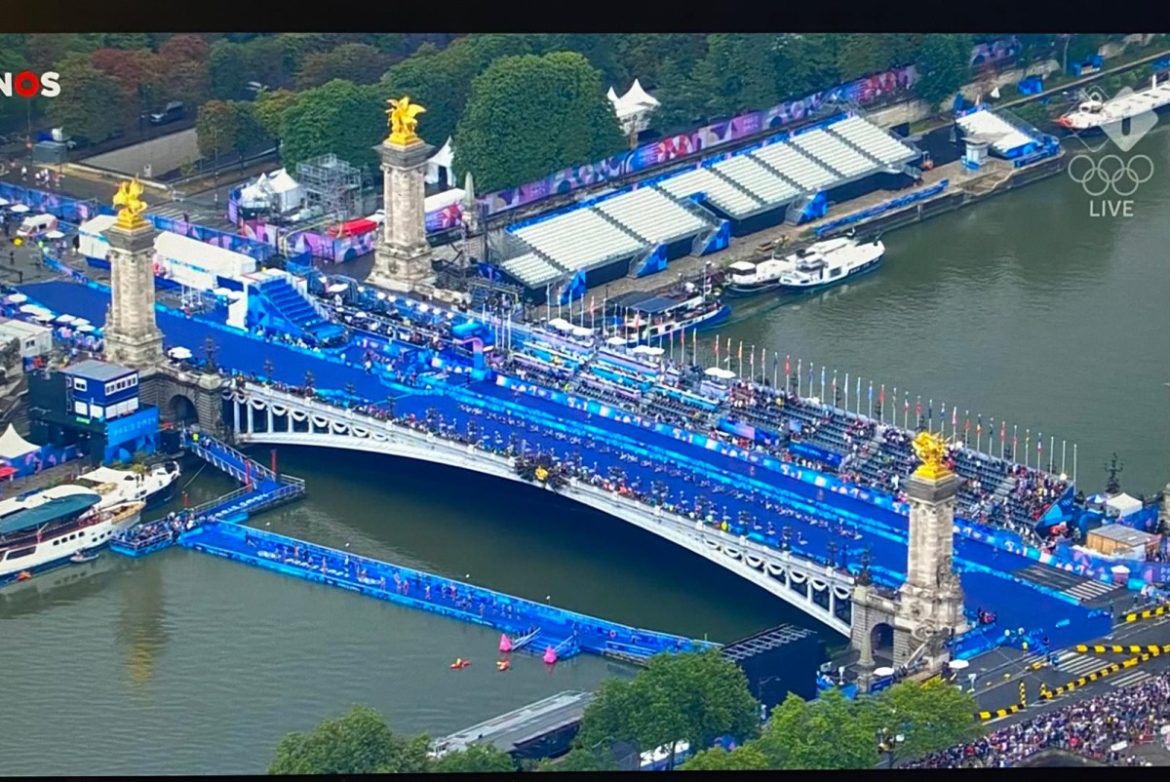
[0, 423, 38, 460]
[704, 367, 736, 380]
[547, 318, 573, 332]
[1106, 493, 1143, 517]
[610, 79, 661, 120]
[268, 168, 301, 194]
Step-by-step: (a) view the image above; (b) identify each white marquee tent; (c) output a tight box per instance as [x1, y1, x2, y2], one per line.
[608, 79, 661, 136]
[0, 424, 39, 460]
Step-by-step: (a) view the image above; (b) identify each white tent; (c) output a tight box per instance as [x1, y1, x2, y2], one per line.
[424, 188, 465, 213]
[609, 79, 661, 135]
[266, 169, 304, 214]
[426, 137, 455, 187]
[0, 424, 38, 460]
[1106, 493, 1144, 518]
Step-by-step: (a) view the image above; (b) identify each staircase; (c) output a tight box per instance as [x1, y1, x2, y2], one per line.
[257, 278, 346, 345]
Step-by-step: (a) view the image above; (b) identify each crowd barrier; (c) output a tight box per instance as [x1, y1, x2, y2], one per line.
[1038, 650, 1157, 701]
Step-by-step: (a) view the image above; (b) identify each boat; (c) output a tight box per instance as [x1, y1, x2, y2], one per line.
[774, 236, 884, 293]
[605, 287, 730, 347]
[724, 235, 883, 296]
[449, 658, 471, 669]
[1057, 75, 1170, 133]
[69, 550, 99, 564]
[67, 461, 181, 510]
[1, 488, 144, 584]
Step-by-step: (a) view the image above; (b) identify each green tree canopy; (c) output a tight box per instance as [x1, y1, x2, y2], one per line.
[536, 746, 619, 772]
[575, 649, 760, 769]
[253, 89, 302, 140]
[691, 34, 779, 119]
[873, 678, 981, 762]
[431, 743, 517, 773]
[279, 79, 384, 173]
[267, 705, 430, 775]
[452, 51, 625, 193]
[681, 744, 770, 770]
[751, 690, 880, 769]
[914, 34, 974, 109]
[195, 100, 239, 160]
[45, 54, 128, 143]
[296, 43, 389, 90]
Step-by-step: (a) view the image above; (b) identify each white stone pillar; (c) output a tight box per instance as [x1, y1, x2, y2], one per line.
[102, 220, 164, 370]
[367, 138, 436, 295]
[233, 398, 240, 434]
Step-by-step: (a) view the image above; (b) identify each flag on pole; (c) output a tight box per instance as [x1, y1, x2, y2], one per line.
[808, 363, 814, 392]
[1013, 424, 1018, 453]
[927, 399, 933, 427]
[868, 381, 874, 403]
[879, 384, 885, 406]
[680, 327, 685, 353]
[855, 376, 860, 413]
[952, 405, 958, 430]
[1000, 419, 1006, 444]
[915, 396, 922, 420]
[749, 345, 755, 376]
[820, 365, 826, 397]
[1037, 432, 1043, 457]
[976, 414, 982, 436]
[714, 336, 720, 362]
[844, 372, 850, 410]
[964, 411, 970, 435]
[797, 358, 803, 394]
[761, 347, 767, 379]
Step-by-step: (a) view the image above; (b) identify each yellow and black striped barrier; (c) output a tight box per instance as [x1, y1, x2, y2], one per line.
[976, 702, 1025, 721]
[1018, 681, 1027, 708]
[1124, 604, 1169, 623]
[1075, 643, 1170, 655]
[1041, 652, 1155, 700]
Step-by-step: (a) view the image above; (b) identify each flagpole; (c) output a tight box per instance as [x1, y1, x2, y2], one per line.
[761, 348, 767, 386]
[844, 372, 849, 413]
[1061, 439, 1067, 476]
[1073, 443, 1078, 484]
[855, 376, 860, 416]
[868, 381, 873, 419]
[797, 358, 803, 396]
[1025, 429, 1031, 468]
[1049, 435, 1055, 472]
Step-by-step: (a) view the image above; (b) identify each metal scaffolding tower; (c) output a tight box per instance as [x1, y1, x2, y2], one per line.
[295, 153, 364, 225]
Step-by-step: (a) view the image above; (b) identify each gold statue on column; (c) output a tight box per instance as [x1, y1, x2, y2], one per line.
[386, 96, 426, 146]
[912, 431, 952, 480]
[112, 178, 149, 230]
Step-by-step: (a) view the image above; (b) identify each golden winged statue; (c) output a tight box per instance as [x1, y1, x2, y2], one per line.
[386, 96, 426, 146]
[112, 178, 148, 230]
[911, 430, 952, 480]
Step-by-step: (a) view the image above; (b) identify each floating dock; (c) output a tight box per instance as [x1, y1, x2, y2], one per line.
[179, 520, 713, 663]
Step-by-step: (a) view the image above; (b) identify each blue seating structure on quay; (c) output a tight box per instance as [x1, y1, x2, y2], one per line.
[251, 276, 347, 346]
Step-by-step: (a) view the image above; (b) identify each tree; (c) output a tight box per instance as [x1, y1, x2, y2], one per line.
[836, 35, 891, 83]
[751, 690, 879, 769]
[0, 39, 29, 132]
[914, 34, 974, 110]
[575, 649, 760, 769]
[90, 48, 166, 113]
[208, 39, 253, 100]
[267, 705, 430, 774]
[159, 35, 211, 103]
[649, 58, 704, 136]
[279, 80, 385, 173]
[45, 57, 128, 143]
[692, 34, 778, 118]
[1065, 34, 1109, 71]
[536, 747, 617, 772]
[296, 43, 388, 90]
[431, 743, 516, 773]
[452, 51, 626, 193]
[772, 34, 842, 102]
[873, 679, 981, 763]
[100, 33, 151, 50]
[681, 744, 769, 771]
[614, 34, 707, 89]
[254, 89, 302, 140]
[232, 102, 267, 156]
[196, 100, 238, 160]
[159, 34, 209, 64]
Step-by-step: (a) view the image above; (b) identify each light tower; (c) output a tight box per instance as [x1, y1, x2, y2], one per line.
[102, 178, 165, 371]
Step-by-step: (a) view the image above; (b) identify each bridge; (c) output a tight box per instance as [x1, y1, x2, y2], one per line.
[228, 381, 858, 637]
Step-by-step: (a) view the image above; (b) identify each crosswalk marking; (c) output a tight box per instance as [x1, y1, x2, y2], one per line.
[1052, 651, 1111, 676]
[1109, 670, 1151, 689]
[1063, 580, 1114, 600]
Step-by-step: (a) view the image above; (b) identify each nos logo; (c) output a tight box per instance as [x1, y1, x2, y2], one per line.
[0, 71, 61, 99]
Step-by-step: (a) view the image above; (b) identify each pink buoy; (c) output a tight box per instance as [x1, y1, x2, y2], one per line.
[543, 645, 558, 665]
[499, 634, 513, 653]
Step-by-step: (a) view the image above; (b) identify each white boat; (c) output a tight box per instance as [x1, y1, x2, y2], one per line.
[1, 490, 144, 583]
[607, 292, 730, 347]
[774, 236, 884, 293]
[66, 462, 181, 510]
[725, 235, 884, 295]
[1058, 75, 1170, 132]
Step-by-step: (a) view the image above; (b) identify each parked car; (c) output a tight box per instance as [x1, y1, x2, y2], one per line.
[149, 102, 185, 126]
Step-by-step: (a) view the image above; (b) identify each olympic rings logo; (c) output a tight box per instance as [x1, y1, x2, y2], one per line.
[1067, 153, 1154, 198]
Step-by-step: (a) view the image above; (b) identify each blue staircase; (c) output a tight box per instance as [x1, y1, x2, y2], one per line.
[257, 278, 347, 345]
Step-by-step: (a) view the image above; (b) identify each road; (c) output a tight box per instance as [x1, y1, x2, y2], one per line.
[971, 612, 1170, 725]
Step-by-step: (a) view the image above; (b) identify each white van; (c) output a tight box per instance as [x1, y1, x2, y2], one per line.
[16, 213, 58, 239]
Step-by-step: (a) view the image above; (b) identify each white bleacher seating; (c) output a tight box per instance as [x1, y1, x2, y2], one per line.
[828, 116, 917, 166]
[502, 252, 565, 288]
[658, 168, 763, 219]
[790, 129, 874, 178]
[750, 142, 836, 192]
[594, 187, 706, 244]
[712, 155, 800, 205]
[955, 110, 1033, 155]
[512, 209, 645, 272]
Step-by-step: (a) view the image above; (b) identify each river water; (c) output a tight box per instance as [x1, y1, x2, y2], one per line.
[3, 131, 1170, 775]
